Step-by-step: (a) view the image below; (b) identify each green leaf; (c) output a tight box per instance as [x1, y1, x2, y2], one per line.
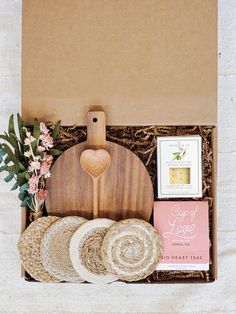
[0, 165, 7, 172]
[11, 182, 18, 191]
[17, 113, 25, 142]
[0, 148, 6, 157]
[18, 161, 26, 171]
[0, 156, 2, 164]
[18, 192, 26, 201]
[7, 165, 18, 173]
[49, 148, 61, 156]
[26, 196, 34, 209]
[2, 143, 19, 166]
[24, 172, 30, 180]
[32, 119, 40, 151]
[17, 172, 27, 186]
[51, 121, 61, 139]
[4, 173, 14, 182]
[33, 119, 40, 139]
[9, 132, 19, 141]
[0, 134, 21, 160]
[4, 156, 11, 165]
[9, 132, 21, 156]
[8, 114, 16, 136]
[19, 182, 29, 192]
[20, 196, 30, 207]
[0, 134, 17, 150]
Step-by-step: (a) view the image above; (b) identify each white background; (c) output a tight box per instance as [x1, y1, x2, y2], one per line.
[0, 1, 236, 313]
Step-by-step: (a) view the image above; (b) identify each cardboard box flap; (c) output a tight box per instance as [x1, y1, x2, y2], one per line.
[22, 0, 217, 126]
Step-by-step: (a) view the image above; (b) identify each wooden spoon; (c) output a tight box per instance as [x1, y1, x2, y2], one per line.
[46, 111, 154, 221]
[80, 149, 111, 218]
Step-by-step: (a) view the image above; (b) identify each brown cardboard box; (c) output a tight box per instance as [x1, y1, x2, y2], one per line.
[21, 0, 217, 282]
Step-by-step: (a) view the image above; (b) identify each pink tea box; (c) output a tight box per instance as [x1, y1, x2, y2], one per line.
[154, 201, 209, 271]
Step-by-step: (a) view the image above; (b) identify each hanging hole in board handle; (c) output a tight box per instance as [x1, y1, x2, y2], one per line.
[93, 117, 98, 123]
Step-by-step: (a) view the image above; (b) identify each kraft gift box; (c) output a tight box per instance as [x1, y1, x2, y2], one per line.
[21, 0, 217, 283]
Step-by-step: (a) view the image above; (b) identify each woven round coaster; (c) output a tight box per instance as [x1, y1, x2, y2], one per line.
[40, 216, 87, 282]
[17, 216, 60, 282]
[69, 218, 118, 284]
[101, 218, 162, 282]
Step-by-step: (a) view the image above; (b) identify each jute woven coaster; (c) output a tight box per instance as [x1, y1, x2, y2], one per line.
[101, 218, 162, 282]
[40, 216, 87, 282]
[69, 218, 118, 284]
[17, 216, 60, 282]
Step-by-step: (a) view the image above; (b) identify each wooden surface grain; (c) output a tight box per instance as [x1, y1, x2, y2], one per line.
[46, 111, 153, 221]
[0, 0, 236, 313]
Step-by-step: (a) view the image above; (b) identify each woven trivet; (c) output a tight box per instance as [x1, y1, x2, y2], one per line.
[69, 218, 118, 284]
[40, 216, 87, 282]
[101, 218, 162, 282]
[17, 216, 60, 282]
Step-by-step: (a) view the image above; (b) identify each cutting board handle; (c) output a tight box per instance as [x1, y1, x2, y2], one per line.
[87, 111, 106, 148]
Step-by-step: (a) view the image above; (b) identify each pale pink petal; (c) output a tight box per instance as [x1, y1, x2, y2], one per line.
[40, 122, 49, 135]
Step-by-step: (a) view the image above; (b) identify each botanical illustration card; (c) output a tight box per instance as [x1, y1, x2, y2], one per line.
[154, 201, 209, 271]
[157, 136, 202, 198]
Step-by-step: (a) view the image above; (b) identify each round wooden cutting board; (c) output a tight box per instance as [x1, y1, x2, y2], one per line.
[46, 111, 153, 221]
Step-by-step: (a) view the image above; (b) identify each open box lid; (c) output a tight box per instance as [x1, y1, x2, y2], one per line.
[22, 0, 217, 126]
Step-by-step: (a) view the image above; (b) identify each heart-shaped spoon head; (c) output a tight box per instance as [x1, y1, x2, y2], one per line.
[80, 149, 111, 178]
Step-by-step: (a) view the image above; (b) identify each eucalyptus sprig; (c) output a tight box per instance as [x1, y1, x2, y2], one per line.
[0, 114, 61, 212]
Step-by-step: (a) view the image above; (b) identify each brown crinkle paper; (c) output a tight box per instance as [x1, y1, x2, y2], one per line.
[47, 124, 214, 283]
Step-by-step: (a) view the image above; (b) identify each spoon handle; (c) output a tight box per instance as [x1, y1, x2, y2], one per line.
[93, 177, 99, 218]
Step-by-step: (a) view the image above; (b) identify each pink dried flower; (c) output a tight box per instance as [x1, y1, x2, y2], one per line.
[28, 175, 39, 194]
[40, 160, 51, 176]
[37, 145, 45, 152]
[40, 133, 54, 150]
[36, 189, 48, 201]
[40, 122, 49, 135]
[44, 153, 53, 164]
[44, 171, 51, 179]
[29, 175, 39, 185]
[24, 136, 36, 146]
[28, 186, 38, 194]
[29, 160, 41, 172]
[24, 150, 31, 158]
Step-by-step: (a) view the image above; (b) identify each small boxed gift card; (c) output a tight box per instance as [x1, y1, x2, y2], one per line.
[154, 201, 209, 271]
